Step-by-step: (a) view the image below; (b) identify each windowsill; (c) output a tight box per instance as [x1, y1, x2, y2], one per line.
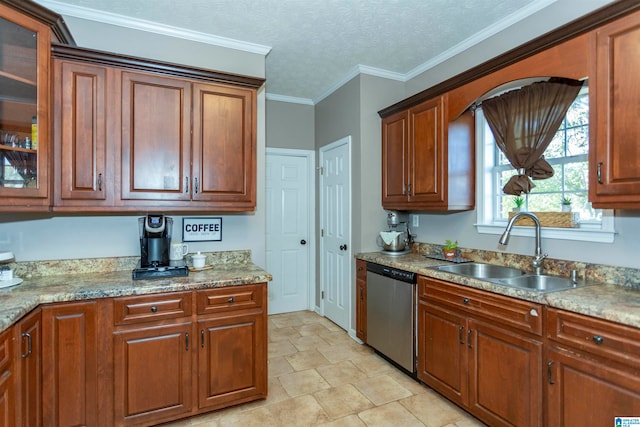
[475, 223, 616, 243]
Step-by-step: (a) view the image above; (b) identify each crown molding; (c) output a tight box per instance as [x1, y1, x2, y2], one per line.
[266, 93, 314, 106]
[405, 0, 558, 80]
[35, 0, 272, 55]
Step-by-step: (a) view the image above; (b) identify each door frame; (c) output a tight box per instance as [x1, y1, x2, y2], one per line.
[265, 147, 316, 313]
[318, 136, 352, 328]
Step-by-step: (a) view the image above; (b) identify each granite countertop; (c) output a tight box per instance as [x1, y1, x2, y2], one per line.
[357, 251, 640, 329]
[0, 259, 272, 334]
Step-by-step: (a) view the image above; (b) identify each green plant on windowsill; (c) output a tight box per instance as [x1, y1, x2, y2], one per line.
[561, 196, 572, 212]
[513, 196, 525, 212]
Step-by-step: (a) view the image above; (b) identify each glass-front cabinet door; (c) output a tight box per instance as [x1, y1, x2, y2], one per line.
[0, 3, 50, 208]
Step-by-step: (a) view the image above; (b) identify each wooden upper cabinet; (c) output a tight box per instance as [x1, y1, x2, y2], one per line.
[192, 83, 256, 208]
[52, 59, 112, 209]
[590, 9, 640, 208]
[120, 71, 192, 203]
[0, 3, 52, 210]
[50, 44, 264, 212]
[381, 95, 473, 211]
[381, 109, 409, 206]
[409, 97, 445, 205]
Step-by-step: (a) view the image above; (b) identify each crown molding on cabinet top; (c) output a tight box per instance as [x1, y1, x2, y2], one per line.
[378, 0, 640, 118]
[2, 0, 75, 44]
[51, 43, 265, 89]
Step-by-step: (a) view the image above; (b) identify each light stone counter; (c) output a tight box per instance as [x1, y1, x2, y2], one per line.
[357, 250, 640, 329]
[0, 250, 271, 333]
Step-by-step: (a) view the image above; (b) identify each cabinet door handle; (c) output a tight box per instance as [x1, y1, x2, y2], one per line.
[592, 335, 604, 345]
[97, 173, 103, 192]
[194, 177, 199, 194]
[467, 328, 472, 348]
[360, 287, 363, 300]
[185, 332, 189, 351]
[227, 296, 235, 303]
[201, 329, 205, 348]
[150, 306, 158, 313]
[458, 326, 464, 345]
[547, 360, 555, 384]
[463, 297, 470, 304]
[21, 332, 32, 358]
[185, 177, 189, 193]
[597, 162, 603, 184]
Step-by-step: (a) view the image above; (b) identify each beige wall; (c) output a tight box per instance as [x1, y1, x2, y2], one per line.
[266, 100, 314, 150]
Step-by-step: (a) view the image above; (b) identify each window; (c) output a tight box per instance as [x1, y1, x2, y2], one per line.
[476, 85, 615, 243]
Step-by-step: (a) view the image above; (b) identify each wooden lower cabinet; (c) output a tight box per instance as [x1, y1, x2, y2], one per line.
[417, 276, 543, 427]
[355, 260, 367, 342]
[42, 301, 100, 427]
[112, 283, 268, 426]
[546, 346, 640, 426]
[546, 307, 640, 425]
[113, 322, 193, 426]
[198, 311, 266, 410]
[0, 328, 14, 427]
[15, 309, 42, 427]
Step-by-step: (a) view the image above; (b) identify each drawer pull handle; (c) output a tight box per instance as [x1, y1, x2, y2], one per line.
[150, 306, 158, 313]
[592, 335, 604, 345]
[463, 297, 470, 304]
[185, 332, 189, 351]
[228, 297, 235, 303]
[21, 332, 32, 358]
[201, 329, 205, 348]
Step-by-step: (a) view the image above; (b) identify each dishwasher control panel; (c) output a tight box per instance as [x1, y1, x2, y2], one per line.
[366, 262, 416, 284]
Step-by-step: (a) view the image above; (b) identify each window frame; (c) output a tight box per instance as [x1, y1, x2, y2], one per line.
[474, 96, 615, 243]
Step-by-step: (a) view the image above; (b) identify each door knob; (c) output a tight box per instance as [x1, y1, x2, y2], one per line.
[300, 239, 307, 245]
[340, 244, 348, 251]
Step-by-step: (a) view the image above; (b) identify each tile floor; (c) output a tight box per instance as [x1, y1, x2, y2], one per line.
[162, 310, 486, 427]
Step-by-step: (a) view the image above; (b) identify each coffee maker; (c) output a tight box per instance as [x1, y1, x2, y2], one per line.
[132, 214, 189, 280]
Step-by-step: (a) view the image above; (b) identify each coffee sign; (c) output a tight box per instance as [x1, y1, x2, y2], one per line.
[182, 217, 222, 242]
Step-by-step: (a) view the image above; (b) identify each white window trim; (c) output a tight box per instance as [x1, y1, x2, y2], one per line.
[474, 107, 616, 243]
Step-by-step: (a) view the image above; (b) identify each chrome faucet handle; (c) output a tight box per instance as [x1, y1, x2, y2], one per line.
[531, 253, 547, 275]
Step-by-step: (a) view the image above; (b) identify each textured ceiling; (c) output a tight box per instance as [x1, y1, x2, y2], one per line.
[33, 0, 607, 103]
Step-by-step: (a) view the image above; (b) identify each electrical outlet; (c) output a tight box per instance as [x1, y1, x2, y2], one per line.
[412, 215, 419, 227]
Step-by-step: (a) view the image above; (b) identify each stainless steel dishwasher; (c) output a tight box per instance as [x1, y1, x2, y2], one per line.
[366, 262, 417, 375]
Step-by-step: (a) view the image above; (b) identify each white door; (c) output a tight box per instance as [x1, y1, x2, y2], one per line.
[266, 149, 313, 315]
[320, 137, 351, 330]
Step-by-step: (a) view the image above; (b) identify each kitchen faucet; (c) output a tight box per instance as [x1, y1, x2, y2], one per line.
[499, 211, 547, 275]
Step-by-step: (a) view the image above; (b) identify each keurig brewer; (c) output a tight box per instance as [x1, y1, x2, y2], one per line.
[132, 214, 189, 280]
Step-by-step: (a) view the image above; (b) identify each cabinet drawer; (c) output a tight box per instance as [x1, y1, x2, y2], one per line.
[114, 292, 192, 325]
[419, 276, 543, 336]
[197, 284, 264, 315]
[547, 308, 640, 367]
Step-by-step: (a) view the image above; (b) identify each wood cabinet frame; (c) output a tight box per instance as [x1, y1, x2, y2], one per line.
[50, 44, 263, 213]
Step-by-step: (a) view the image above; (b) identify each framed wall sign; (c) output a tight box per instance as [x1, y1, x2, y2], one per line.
[182, 217, 222, 242]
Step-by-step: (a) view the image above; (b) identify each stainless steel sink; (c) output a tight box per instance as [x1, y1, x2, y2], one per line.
[436, 263, 525, 279]
[494, 274, 583, 293]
